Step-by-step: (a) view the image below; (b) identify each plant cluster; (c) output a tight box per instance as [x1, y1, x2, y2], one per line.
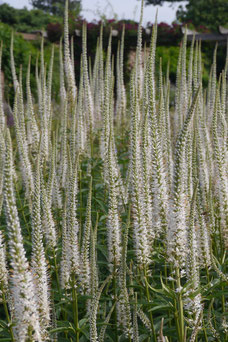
[0, 22, 60, 105]
[0, 0, 227, 341]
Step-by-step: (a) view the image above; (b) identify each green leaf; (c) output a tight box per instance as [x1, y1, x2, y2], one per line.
[49, 327, 75, 334]
[149, 304, 174, 312]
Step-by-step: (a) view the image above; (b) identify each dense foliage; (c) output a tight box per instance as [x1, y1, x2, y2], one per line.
[0, 2, 226, 94]
[0, 23, 37, 103]
[0, 0, 227, 341]
[144, 0, 228, 32]
[29, 0, 81, 16]
[176, 0, 228, 32]
[0, 3, 61, 33]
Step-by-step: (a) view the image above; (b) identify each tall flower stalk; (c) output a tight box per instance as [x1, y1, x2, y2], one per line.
[0, 0, 227, 340]
[4, 129, 42, 342]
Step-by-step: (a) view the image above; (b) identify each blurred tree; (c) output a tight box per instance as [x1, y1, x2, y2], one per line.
[0, 3, 18, 25]
[0, 3, 60, 32]
[144, 0, 228, 31]
[29, 0, 81, 16]
[176, 0, 228, 31]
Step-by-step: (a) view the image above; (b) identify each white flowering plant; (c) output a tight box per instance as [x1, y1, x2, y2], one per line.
[0, 1, 227, 341]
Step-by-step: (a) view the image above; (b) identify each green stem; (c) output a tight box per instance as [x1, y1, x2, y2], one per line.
[79, 168, 83, 246]
[143, 266, 156, 341]
[164, 263, 172, 340]
[170, 269, 181, 340]
[72, 276, 79, 342]
[90, 125, 93, 159]
[203, 319, 208, 342]
[218, 218, 224, 262]
[63, 289, 68, 339]
[221, 285, 227, 340]
[174, 300, 181, 341]
[113, 265, 118, 342]
[53, 247, 60, 293]
[205, 264, 210, 284]
[1, 285, 15, 341]
[15, 182, 31, 238]
[176, 267, 185, 342]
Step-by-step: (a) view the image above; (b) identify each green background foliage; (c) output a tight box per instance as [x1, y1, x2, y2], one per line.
[0, 1, 226, 104]
[144, 0, 228, 32]
[0, 22, 60, 104]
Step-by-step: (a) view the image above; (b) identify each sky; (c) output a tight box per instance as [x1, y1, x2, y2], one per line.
[1, 0, 187, 25]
